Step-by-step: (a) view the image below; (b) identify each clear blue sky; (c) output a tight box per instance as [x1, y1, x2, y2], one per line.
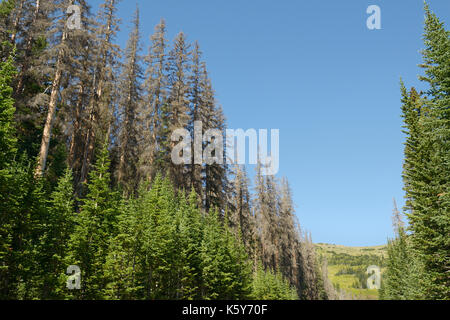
[91, 0, 450, 246]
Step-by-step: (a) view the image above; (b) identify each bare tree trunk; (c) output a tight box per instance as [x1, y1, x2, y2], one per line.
[35, 29, 67, 176]
[79, 109, 96, 185]
[68, 85, 84, 166]
[35, 68, 62, 176]
[10, 0, 25, 45]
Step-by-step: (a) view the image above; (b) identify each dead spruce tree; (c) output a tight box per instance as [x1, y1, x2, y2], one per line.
[165, 32, 191, 189]
[188, 42, 228, 211]
[229, 163, 257, 265]
[116, 6, 143, 196]
[76, 0, 121, 192]
[140, 18, 168, 182]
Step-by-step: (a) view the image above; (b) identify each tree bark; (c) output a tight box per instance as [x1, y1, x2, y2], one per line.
[35, 28, 67, 176]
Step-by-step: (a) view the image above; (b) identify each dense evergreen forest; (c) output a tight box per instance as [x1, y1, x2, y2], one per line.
[0, 0, 334, 300]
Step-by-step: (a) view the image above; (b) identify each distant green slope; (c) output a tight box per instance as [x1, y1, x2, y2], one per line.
[315, 243, 387, 300]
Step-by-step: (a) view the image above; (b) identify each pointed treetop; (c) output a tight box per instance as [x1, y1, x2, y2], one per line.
[391, 198, 404, 235]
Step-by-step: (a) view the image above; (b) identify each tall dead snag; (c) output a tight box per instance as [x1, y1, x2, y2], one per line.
[35, 0, 90, 176]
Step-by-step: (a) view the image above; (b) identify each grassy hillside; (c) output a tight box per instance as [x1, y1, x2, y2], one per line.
[315, 243, 387, 300]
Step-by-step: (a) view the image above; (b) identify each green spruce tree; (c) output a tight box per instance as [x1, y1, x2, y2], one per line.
[66, 140, 121, 299]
